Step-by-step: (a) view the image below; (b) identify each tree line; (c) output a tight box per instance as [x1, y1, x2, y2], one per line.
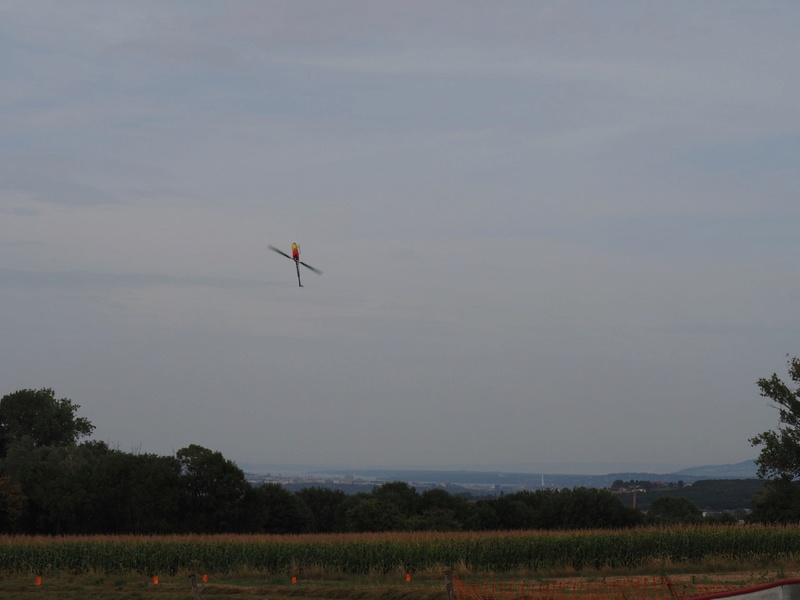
[3, 357, 800, 534]
[0, 389, 677, 534]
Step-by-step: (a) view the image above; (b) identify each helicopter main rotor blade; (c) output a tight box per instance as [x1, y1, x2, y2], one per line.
[268, 245, 294, 260]
[299, 261, 322, 275]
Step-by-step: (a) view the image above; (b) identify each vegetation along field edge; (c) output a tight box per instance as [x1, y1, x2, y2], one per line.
[3, 526, 800, 576]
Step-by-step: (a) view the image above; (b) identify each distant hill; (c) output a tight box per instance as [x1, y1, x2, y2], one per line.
[245, 459, 765, 511]
[616, 479, 765, 512]
[328, 459, 761, 486]
[242, 459, 762, 494]
[672, 459, 758, 479]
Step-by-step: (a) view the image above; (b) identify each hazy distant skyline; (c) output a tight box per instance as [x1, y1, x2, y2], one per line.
[2, 2, 798, 471]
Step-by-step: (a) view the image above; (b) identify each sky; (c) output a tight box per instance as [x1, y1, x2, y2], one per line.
[2, 1, 799, 474]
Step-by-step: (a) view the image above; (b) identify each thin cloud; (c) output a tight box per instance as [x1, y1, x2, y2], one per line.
[0, 1, 796, 469]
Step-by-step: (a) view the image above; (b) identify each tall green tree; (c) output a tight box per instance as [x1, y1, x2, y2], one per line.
[84, 447, 185, 533]
[748, 356, 800, 522]
[0, 389, 95, 533]
[177, 444, 248, 532]
[750, 356, 800, 480]
[0, 388, 94, 458]
[2, 437, 100, 533]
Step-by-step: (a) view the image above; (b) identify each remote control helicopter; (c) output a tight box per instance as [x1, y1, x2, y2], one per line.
[268, 242, 322, 287]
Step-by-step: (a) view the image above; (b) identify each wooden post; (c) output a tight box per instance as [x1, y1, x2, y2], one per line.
[444, 568, 455, 600]
[188, 572, 202, 600]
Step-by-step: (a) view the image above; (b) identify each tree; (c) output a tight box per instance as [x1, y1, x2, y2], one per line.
[176, 444, 248, 532]
[372, 481, 419, 519]
[464, 500, 501, 530]
[0, 475, 26, 532]
[84, 447, 184, 533]
[406, 507, 462, 531]
[479, 488, 641, 530]
[414, 488, 474, 530]
[750, 356, 800, 481]
[647, 496, 703, 525]
[241, 483, 313, 533]
[751, 478, 800, 523]
[552, 488, 642, 529]
[2, 437, 101, 533]
[495, 496, 537, 529]
[340, 494, 405, 532]
[296, 487, 347, 532]
[0, 389, 94, 458]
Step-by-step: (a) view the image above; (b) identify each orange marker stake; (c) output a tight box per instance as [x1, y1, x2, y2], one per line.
[202, 574, 208, 583]
[405, 573, 411, 582]
[153, 576, 159, 585]
[35, 576, 42, 586]
[291, 576, 297, 584]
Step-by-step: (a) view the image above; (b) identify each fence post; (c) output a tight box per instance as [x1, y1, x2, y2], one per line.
[444, 568, 455, 600]
[188, 572, 202, 600]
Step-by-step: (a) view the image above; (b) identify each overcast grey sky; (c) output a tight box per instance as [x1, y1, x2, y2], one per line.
[2, 1, 798, 474]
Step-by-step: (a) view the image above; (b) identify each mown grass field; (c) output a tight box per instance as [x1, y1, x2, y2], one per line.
[3, 526, 800, 599]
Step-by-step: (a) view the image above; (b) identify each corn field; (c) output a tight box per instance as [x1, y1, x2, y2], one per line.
[1, 526, 800, 576]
